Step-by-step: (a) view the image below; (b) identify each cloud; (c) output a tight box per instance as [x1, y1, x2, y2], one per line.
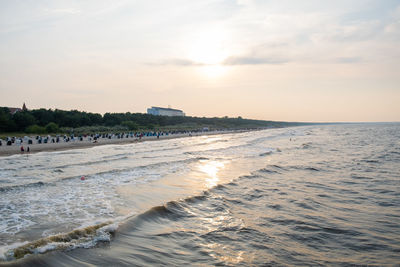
[43, 8, 81, 15]
[236, 0, 254, 6]
[149, 58, 205, 66]
[327, 20, 382, 42]
[223, 56, 289, 65]
[150, 55, 289, 67]
[383, 5, 400, 40]
[335, 57, 363, 63]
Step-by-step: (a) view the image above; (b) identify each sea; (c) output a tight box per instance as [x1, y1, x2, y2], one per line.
[0, 123, 399, 266]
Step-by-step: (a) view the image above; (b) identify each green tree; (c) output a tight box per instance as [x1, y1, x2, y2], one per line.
[26, 124, 46, 134]
[45, 122, 59, 133]
[13, 112, 36, 131]
[0, 108, 16, 132]
[147, 123, 157, 130]
[30, 109, 55, 126]
[121, 121, 139, 131]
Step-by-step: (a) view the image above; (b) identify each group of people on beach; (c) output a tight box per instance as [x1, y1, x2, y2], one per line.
[0, 129, 210, 154]
[20, 145, 30, 153]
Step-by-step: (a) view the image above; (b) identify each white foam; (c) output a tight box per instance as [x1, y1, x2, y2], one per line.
[0, 221, 122, 261]
[0, 241, 29, 261]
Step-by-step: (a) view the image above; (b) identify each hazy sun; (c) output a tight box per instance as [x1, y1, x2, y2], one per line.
[186, 28, 230, 78]
[188, 29, 228, 64]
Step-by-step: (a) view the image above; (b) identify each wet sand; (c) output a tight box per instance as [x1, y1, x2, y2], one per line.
[0, 131, 237, 157]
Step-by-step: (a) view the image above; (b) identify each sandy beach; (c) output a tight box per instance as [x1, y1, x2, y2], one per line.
[0, 130, 237, 157]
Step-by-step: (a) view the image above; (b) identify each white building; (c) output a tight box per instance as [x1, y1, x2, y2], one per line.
[147, 106, 185, 116]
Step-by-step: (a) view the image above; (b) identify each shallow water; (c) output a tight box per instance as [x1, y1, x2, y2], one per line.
[1, 124, 399, 266]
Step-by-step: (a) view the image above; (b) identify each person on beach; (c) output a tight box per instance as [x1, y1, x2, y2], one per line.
[27, 146, 30, 152]
[20, 146, 24, 153]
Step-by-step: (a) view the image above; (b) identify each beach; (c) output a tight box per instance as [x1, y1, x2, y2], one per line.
[0, 130, 235, 157]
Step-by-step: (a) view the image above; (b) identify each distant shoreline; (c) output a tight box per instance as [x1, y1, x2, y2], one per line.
[0, 130, 246, 157]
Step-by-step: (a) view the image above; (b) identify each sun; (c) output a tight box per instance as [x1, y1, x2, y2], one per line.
[185, 28, 230, 77]
[187, 29, 229, 65]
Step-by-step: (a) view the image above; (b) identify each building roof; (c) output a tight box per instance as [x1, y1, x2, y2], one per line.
[151, 106, 183, 112]
[8, 107, 22, 114]
[3, 103, 27, 115]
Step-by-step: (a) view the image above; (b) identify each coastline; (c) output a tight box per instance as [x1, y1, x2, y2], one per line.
[0, 130, 244, 157]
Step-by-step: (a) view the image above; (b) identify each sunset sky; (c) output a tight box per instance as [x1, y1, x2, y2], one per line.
[1, 0, 399, 122]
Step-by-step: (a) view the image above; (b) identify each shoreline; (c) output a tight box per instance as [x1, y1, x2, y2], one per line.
[0, 130, 247, 157]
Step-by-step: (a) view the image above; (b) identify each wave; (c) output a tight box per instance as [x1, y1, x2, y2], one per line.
[1, 191, 214, 262]
[0, 156, 210, 192]
[350, 174, 373, 180]
[1, 222, 117, 261]
[134, 201, 188, 225]
[258, 168, 280, 174]
[184, 143, 251, 156]
[304, 167, 320, 172]
[52, 155, 130, 170]
[288, 165, 324, 172]
[132, 187, 231, 226]
[259, 151, 273, 157]
[2, 155, 131, 174]
[132, 137, 229, 155]
[0, 181, 50, 193]
[245, 130, 300, 145]
[0, 172, 241, 262]
[256, 164, 286, 174]
[300, 142, 313, 149]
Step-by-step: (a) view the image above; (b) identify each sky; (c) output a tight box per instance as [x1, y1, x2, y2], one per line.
[0, 0, 399, 122]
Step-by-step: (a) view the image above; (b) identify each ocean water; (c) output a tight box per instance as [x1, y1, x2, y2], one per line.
[0, 124, 399, 266]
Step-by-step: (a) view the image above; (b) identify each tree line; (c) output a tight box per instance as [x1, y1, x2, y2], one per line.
[0, 107, 304, 134]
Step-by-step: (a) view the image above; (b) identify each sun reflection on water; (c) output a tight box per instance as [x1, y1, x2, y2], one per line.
[205, 243, 246, 265]
[197, 160, 225, 188]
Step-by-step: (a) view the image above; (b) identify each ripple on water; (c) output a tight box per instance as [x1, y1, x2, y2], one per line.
[1, 124, 400, 265]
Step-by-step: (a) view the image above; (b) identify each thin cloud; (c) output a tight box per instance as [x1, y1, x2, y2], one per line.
[151, 58, 205, 66]
[43, 8, 81, 15]
[335, 57, 363, 63]
[223, 56, 289, 65]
